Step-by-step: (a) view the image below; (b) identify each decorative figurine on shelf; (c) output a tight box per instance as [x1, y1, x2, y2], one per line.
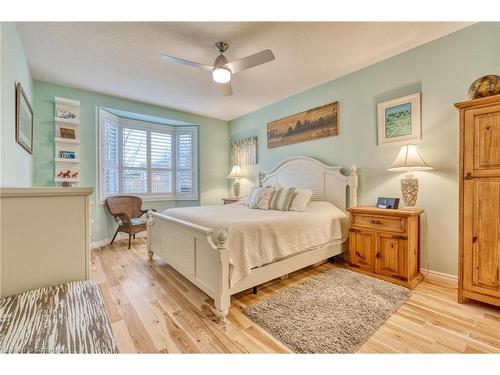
[57, 111, 77, 119]
[57, 172, 64, 178]
[62, 170, 71, 178]
[71, 172, 78, 179]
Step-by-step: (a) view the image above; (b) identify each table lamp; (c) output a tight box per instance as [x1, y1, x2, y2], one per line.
[227, 165, 242, 198]
[388, 144, 433, 207]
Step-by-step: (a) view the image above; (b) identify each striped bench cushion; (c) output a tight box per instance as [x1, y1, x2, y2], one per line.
[0, 281, 118, 353]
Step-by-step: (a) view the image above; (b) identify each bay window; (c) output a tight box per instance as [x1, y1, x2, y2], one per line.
[99, 109, 198, 202]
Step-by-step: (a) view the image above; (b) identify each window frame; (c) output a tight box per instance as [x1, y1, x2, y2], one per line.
[98, 109, 198, 204]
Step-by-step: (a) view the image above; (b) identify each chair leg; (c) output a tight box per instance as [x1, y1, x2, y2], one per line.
[110, 228, 119, 245]
[133, 233, 136, 239]
[128, 230, 132, 249]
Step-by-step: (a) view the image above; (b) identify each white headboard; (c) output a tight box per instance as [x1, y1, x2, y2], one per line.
[259, 156, 358, 212]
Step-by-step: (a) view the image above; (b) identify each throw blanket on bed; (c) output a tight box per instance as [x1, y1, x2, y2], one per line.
[0, 281, 118, 354]
[163, 201, 348, 286]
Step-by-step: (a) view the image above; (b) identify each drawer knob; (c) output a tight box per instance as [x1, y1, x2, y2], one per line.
[370, 219, 383, 225]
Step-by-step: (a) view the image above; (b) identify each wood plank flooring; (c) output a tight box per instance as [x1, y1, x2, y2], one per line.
[91, 238, 500, 353]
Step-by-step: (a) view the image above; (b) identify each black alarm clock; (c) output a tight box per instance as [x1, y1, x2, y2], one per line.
[376, 197, 400, 209]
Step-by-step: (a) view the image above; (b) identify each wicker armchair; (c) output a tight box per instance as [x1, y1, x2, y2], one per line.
[104, 195, 156, 249]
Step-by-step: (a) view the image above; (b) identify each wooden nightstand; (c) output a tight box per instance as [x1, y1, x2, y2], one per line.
[347, 206, 424, 289]
[222, 198, 239, 204]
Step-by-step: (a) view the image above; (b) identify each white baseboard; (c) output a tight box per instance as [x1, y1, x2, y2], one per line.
[420, 268, 458, 287]
[91, 232, 147, 249]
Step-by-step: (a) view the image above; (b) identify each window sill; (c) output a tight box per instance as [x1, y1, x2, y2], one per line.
[99, 195, 198, 205]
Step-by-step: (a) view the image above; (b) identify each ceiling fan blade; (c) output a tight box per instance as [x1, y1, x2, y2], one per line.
[225, 49, 275, 74]
[160, 54, 213, 71]
[219, 82, 233, 96]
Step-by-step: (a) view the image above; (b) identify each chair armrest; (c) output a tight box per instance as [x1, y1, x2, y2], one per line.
[112, 212, 132, 224]
[140, 208, 157, 217]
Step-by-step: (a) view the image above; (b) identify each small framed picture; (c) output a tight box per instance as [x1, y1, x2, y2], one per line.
[60, 127, 75, 139]
[377, 93, 421, 145]
[15, 82, 34, 154]
[376, 197, 400, 209]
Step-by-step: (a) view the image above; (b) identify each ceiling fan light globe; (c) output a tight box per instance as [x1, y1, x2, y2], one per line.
[212, 67, 231, 83]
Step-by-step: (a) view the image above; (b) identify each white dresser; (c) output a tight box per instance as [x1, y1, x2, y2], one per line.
[0, 187, 93, 297]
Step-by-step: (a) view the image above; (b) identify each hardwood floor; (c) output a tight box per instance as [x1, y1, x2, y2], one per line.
[91, 238, 500, 353]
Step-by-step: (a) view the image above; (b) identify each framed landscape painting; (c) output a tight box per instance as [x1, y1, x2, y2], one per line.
[377, 93, 421, 145]
[15, 82, 34, 154]
[267, 102, 339, 148]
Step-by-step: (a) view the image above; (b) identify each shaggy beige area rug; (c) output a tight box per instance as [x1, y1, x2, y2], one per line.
[243, 268, 411, 353]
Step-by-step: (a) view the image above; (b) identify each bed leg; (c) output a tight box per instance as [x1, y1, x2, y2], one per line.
[214, 295, 230, 323]
[215, 309, 229, 323]
[252, 286, 257, 294]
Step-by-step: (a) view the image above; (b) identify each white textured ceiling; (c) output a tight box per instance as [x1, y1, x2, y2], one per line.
[17, 22, 472, 121]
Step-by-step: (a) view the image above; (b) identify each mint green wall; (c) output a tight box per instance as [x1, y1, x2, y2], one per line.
[1, 23, 33, 187]
[229, 23, 500, 276]
[33, 81, 228, 243]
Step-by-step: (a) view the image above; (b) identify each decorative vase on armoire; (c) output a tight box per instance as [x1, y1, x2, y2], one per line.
[455, 94, 500, 308]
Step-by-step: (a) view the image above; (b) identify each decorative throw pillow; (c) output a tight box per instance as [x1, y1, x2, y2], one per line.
[288, 189, 314, 211]
[244, 186, 258, 206]
[248, 186, 276, 210]
[270, 187, 296, 211]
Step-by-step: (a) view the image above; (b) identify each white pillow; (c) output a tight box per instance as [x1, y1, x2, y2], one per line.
[288, 189, 314, 211]
[248, 186, 276, 210]
[244, 186, 258, 206]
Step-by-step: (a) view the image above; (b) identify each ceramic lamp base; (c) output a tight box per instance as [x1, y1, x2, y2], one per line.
[401, 175, 419, 207]
[232, 180, 240, 198]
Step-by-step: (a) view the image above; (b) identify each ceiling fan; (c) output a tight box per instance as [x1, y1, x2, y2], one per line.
[160, 41, 275, 96]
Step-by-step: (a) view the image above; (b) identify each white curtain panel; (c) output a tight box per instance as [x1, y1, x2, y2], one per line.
[231, 136, 257, 166]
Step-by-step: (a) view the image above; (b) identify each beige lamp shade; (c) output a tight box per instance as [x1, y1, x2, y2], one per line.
[388, 144, 433, 172]
[227, 165, 242, 179]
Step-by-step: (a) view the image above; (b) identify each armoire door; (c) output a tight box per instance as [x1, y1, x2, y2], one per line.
[463, 178, 500, 297]
[464, 104, 500, 178]
[375, 233, 408, 279]
[349, 229, 375, 271]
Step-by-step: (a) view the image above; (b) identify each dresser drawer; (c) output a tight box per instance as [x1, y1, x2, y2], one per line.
[352, 214, 406, 233]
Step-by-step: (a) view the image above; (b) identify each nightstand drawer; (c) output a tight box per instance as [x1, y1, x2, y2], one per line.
[352, 214, 406, 233]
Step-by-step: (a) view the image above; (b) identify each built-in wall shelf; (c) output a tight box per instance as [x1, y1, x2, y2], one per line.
[54, 96, 81, 187]
[54, 117, 80, 126]
[55, 96, 81, 107]
[55, 137, 80, 144]
[55, 178, 80, 183]
[55, 158, 80, 163]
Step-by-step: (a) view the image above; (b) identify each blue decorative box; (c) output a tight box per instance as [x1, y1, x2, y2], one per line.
[59, 151, 76, 159]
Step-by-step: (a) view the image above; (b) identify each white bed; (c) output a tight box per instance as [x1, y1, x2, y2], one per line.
[147, 156, 358, 320]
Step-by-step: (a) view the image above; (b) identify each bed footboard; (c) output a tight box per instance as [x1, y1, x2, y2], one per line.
[147, 212, 230, 320]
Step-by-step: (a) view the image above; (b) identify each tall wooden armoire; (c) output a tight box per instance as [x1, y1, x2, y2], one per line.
[455, 94, 500, 307]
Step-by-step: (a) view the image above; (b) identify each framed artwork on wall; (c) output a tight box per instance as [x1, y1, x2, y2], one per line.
[267, 101, 339, 148]
[377, 93, 421, 145]
[15, 82, 34, 154]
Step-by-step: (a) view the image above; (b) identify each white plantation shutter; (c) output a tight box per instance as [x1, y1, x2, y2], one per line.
[151, 132, 172, 193]
[101, 110, 119, 196]
[99, 109, 197, 202]
[122, 127, 148, 193]
[176, 131, 195, 195]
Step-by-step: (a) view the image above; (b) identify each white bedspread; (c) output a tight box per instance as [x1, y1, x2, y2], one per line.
[162, 201, 348, 286]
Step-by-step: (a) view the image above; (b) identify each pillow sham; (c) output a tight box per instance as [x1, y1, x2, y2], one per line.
[248, 186, 276, 210]
[270, 187, 296, 211]
[288, 189, 314, 212]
